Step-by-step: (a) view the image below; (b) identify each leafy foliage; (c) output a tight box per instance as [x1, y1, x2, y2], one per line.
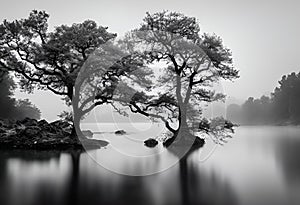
[0, 10, 116, 101]
[114, 11, 239, 143]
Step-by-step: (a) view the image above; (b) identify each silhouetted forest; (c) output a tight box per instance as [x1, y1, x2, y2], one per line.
[227, 71, 300, 125]
[0, 72, 41, 120]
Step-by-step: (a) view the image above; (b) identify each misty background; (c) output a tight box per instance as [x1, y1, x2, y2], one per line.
[0, 0, 299, 121]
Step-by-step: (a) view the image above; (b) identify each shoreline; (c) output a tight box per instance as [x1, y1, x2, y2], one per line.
[0, 118, 109, 151]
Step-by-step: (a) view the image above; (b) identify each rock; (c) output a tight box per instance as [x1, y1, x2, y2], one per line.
[0, 118, 110, 150]
[21, 126, 42, 138]
[115, 130, 126, 135]
[0, 127, 6, 134]
[50, 120, 72, 133]
[18, 117, 38, 126]
[0, 119, 14, 129]
[0, 120, 4, 128]
[82, 130, 93, 138]
[81, 138, 109, 149]
[144, 138, 158, 148]
[5, 129, 17, 137]
[163, 131, 205, 149]
[37, 119, 49, 127]
[192, 137, 205, 147]
[39, 122, 59, 134]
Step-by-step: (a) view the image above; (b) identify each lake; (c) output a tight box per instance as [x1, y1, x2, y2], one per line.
[0, 125, 300, 205]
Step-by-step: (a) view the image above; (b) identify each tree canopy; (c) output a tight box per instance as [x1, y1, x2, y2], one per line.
[0, 10, 116, 102]
[1, 10, 240, 144]
[103, 11, 239, 144]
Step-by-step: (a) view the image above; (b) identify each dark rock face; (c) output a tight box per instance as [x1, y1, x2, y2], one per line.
[0, 118, 108, 150]
[115, 130, 126, 135]
[144, 138, 159, 148]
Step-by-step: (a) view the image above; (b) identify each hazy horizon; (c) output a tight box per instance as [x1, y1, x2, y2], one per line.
[1, 0, 300, 121]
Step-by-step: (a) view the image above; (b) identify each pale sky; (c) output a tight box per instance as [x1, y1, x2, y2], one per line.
[1, 0, 300, 121]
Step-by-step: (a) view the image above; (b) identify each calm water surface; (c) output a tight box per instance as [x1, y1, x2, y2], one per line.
[0, 126, 300, 205]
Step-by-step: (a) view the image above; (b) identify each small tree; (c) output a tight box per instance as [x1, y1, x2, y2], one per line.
[115, 11, 239, 145]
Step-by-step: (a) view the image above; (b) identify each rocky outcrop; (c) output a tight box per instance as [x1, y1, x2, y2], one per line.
[0, 118, 108, 150]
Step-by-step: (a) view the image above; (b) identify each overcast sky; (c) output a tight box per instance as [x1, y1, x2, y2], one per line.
[1, 0, 300, 121]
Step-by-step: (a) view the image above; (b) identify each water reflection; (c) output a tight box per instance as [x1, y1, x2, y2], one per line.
[275, 128, 300, 185]
[1, 126, 300, 205]
[273, 127, 300, 205]
[0, 147, 238, 205]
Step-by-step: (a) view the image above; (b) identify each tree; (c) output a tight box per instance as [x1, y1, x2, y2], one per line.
[14, 99, 41, 120]
[0, 72, 41, 120]
[227, 71, 300, 125]
[72, 42, 153, 135]
[0, 72, 17, 119]
[0, 10, 116, 132]
[226, 104, 241, 124]
[272, 72, 300, 123]
[113, 11, 239, 145]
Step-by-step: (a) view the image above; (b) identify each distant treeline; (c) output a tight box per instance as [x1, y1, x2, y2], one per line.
[227, 71, 300, 125]
[0, 73, 41, 120]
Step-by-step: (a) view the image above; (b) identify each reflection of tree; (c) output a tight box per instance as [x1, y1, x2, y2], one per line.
[67, 151, 81, 205]
[0, 153, 8, 205]
[0, 149, 239, 205]
[0, 150, 63, 205]
[179, 156, 239, 205]
[275, 137, 300, 185]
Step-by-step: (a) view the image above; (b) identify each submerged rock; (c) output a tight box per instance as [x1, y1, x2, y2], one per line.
[115, 130, 126, 135]
[144, 138, 158, 148]
[82, 130, 93, 138]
